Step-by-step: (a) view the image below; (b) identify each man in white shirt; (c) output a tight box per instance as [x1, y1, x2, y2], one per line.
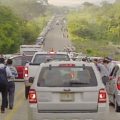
[98, 59, 110, 86]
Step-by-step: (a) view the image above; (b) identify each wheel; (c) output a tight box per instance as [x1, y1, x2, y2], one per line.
[25, 86, 30, 99]
[109, 101, 113, 106]
[115, 98, 120, 112]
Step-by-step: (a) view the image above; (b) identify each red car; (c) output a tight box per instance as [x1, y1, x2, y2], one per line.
[10, 55, 33, 79]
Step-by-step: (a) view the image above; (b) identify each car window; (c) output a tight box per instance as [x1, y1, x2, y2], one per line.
[33, 54, 70, 64]
[110, 66, 119, 77]
[12, 56, 22, 66]
[37, 66, 97, 87]
[22, 56, 33, 66]
[116, 69, 120, 77]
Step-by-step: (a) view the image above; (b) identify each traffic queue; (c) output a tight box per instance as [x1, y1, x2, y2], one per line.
[0, 16, 120, 120]
[25, 51, 120, 120]
[1, 40, 120, 115]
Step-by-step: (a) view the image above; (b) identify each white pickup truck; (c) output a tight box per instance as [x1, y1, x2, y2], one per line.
[24, 51, 71, 99]
[20, 44, 43, 55]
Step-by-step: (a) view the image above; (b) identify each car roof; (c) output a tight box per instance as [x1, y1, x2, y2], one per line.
[37, 36, 44, 39]
[40, 61, 95, 68]
[34, 51, 69, 55]
[10, 54, 33, 59]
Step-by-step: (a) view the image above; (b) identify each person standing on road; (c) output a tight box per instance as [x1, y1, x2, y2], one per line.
[6, 59, 18, 110]
[0, 58, 12, 113]
[93, 59, 101, 72]
[105, 57, 115, 75]
[98, 59, 109, 86]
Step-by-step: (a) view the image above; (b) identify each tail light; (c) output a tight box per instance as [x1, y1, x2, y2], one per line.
[24, 66, 28, 77]
[117, 77, 120, 90]
[28, 89, 37, 103]
[98, 89, 107, 103]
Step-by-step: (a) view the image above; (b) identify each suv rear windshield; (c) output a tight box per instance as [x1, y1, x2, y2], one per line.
[37, 66, 97, 87]
[33, 54, 70, 64]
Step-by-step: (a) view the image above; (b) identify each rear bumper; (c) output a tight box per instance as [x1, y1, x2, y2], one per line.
[28, 105, 109, 120]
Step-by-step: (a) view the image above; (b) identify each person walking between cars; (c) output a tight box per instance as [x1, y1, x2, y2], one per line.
[98, 59, 110, 86]
[0, 58, 12, 113]
[6, 59, 18, 110]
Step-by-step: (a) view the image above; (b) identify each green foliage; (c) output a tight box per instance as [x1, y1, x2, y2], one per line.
[0, 5, 22, 54]
[0, 4, 49, 54]
[21, 16, 49, 44]
[67, 1, 120, 59]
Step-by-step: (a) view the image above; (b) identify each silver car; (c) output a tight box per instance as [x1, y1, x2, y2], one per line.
[27, 61, 109, 120]
[106, 63, 120, 112]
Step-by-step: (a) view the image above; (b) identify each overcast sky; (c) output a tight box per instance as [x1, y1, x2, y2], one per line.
[48, 0, 116, 6]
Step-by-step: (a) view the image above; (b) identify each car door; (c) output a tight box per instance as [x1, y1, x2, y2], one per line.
[107, 66, 119, 103]
[12, 56, 23, 79]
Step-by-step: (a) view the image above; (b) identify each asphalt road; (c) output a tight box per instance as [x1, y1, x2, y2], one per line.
[1, 82, 120, 120]
[44, 17, 72, 51]
[0, 16, 120, 120]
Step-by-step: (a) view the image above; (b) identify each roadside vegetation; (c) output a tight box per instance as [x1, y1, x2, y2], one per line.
[67, 1, 120, 59]
[0, 0, 49, 54]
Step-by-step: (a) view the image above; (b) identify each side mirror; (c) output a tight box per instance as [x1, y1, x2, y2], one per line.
[29, 77, 34, 84]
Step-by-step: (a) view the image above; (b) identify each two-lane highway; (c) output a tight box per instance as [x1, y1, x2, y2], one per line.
[44, 17, 72, 51]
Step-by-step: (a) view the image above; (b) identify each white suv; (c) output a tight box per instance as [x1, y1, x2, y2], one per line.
[27, 61, 109, 120]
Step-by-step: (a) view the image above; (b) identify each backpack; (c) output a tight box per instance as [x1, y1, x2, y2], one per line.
[0, 67, 8, 85]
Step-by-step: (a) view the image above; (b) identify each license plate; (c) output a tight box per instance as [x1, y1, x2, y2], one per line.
[60, 92, 74, 101]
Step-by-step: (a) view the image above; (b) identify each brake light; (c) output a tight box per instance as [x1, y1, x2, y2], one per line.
[117, 77, 120, 90]
[48, 48, 56, 54]
[49, 51, 56, 54]
[59, 64, 75, 67]
[98, 89, 107, 103]
[24, 66, 28, 77]
[28, 89, 37, 103]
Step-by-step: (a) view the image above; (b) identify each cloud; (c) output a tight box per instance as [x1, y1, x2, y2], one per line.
[48, 0, 82, 6]
[48, 0, 116, 6]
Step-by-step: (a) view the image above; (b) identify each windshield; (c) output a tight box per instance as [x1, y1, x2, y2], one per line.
[33, 54, 70, 64]
[12, 55, 33, 66]
[37, 66, 97, 87]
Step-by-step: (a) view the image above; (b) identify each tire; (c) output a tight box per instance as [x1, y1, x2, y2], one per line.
[115, 98, 120, 112]
[25, 86, 30, 99]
